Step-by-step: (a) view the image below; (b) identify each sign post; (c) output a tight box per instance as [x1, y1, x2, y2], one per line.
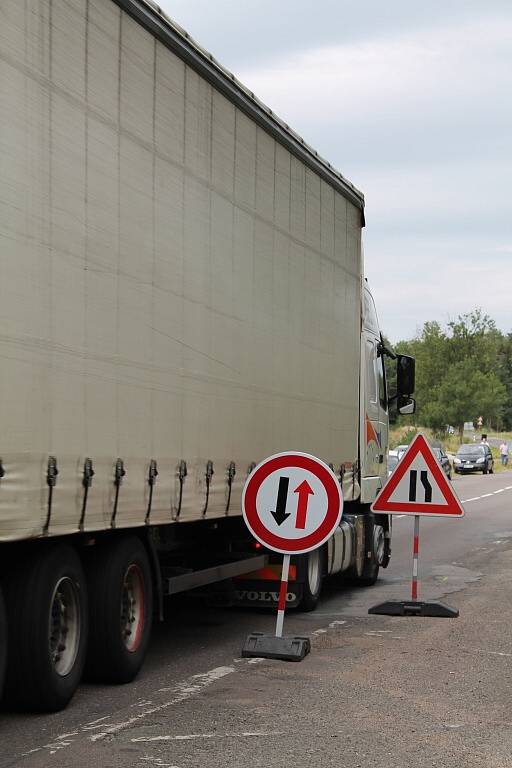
[241, 451, 343, 660]
[369, 433, 464, 618]
[411, 515, 420, 602]
[275, 553, 290, 638]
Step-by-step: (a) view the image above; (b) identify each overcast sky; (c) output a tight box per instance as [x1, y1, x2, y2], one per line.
[161, 1, 511, 342]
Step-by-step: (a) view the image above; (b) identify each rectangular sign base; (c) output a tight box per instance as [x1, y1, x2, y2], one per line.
[242, 632, 311, 661]
[368, 600, 459, 618]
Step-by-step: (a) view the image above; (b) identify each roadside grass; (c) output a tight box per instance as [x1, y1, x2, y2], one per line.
[488, 446, 512, 473]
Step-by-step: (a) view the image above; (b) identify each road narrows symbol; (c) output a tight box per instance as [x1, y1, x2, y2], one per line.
[408, 469, 433, 503]
[270, 476, 291, 526]
[420, 471, 432, 503]
[294, 480, 314, 529]
[409, 470, 417, 502]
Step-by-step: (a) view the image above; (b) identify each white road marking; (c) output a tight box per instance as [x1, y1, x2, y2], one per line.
[470, 648, 512, 658]
[133, 731, 284, 743]
[22, 665, 237, 758]
[85, 716, 111, 726]
[140, 757, 181, 767]
[91, 666, 235, 742]
[461, 484, 512, 503]
[328, 620, 347, 628]
[312, 628, 328, 635]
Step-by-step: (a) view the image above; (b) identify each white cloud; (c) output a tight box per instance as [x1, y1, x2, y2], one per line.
[160, 2, 512, 340]
[237, 17, 512, 132]
[235, 16, 512, 340]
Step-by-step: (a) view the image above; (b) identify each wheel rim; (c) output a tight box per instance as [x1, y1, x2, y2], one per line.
[373, 525, 385, 566]
[49, 577, 81, 677]
[307, 550, 321, 596]
[121, 564, 145, 653]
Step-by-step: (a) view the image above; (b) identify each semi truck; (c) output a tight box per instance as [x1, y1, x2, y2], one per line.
[0, 0, 415, 711]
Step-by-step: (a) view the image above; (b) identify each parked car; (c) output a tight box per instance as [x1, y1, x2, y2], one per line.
[432, 446, 451, 480]
[387, 450, 399, 476]
[453, 444, 494, 474]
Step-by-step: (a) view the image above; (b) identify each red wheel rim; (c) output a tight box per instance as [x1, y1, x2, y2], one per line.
[121, 564, 145, 653]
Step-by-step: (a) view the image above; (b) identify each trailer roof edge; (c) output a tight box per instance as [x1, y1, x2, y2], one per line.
[111, 0, 365, 216]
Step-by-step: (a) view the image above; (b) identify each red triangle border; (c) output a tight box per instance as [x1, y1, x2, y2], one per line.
[372, 433, 464, 516]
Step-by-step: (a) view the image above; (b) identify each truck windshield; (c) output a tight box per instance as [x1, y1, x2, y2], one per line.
[363, 289, 380, 334]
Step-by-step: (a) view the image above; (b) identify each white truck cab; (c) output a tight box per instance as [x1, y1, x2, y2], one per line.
[360, 282, 416, 503]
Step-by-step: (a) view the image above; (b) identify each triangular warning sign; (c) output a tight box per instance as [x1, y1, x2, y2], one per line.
[372, 434, 464, 517]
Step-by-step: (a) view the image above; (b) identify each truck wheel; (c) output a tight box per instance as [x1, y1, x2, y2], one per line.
[349, 513, 382, 587]
[85, 536, 153, 684]
[298, 548, 324, 612]
[3, 544, 87, 711]
[0, 587, 6, 701]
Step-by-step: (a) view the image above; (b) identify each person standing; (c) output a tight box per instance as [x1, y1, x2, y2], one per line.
[481, 434, 490, 446]
[499, 441, 509, 466]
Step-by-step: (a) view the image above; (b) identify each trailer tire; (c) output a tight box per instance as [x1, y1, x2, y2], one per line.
[3, 544, 87, 712]
[348, 512, 381, 587]
[0, 587, 6, 701]
[298, 548, 324, 612]
[85, 536, 153, 684]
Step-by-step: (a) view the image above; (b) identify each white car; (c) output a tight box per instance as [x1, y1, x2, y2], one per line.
[387, 449, 399, 476]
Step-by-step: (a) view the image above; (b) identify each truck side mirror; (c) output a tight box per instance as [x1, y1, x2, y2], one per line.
[397, 355, 415, 397]
[398, 395, 416, 415]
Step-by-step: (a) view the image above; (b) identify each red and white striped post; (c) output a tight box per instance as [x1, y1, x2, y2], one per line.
[411, 515, 420, 601]
[275, 554, 290, 637]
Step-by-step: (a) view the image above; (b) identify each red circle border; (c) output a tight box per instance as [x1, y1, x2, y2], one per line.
[242, 453, 343, 554]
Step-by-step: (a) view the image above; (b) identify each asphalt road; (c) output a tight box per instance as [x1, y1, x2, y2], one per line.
[2, 471, 512, 768]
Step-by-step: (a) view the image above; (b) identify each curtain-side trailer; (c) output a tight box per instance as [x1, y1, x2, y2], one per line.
[0, 0, 415, 710]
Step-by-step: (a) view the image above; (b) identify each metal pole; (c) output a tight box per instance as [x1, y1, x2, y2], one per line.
[412, 515, 420, 601]
[275, 554, 290, 637]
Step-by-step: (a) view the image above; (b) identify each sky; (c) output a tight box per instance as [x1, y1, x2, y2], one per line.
[161, 1, 512, 342]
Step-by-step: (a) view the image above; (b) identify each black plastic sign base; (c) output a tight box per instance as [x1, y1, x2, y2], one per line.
[368, 600, 459, 618]
[242, 632, 311, 661]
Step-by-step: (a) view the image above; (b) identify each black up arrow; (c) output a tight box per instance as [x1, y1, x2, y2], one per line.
[270, 476, 291, 525]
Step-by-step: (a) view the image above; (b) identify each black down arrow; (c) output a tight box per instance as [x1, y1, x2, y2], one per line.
[270, 476, 291, 525]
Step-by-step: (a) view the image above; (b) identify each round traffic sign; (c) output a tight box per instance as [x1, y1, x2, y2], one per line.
[242, 452, 344, 554]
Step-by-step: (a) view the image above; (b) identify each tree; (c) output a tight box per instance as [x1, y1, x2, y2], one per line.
[432, 359, 506, 439]
[497, 333, 512, 430]
[388, 309, 508, 439]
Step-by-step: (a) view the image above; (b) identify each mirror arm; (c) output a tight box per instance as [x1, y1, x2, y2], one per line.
[377, 341, 397, 360]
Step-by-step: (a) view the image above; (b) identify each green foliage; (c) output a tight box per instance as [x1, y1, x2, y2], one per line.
[497, 333, 512, 430]
[386, 309, 508, 440]
[395, 427, 418, 446]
